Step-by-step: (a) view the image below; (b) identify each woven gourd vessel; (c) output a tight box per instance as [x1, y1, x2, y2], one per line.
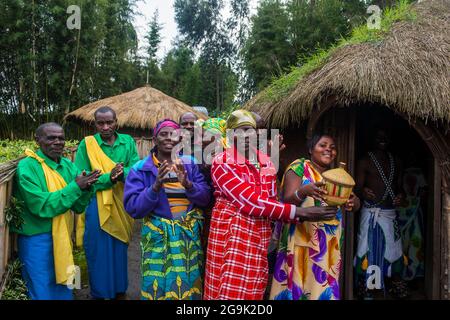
[322, 162, 355, 206]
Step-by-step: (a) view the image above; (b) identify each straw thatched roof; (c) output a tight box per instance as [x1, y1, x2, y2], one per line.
[245, 0, 450, 129]
[65, 86, 208, 130]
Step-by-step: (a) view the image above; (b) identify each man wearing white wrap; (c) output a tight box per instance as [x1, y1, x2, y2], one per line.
[355, 128, 408, 300]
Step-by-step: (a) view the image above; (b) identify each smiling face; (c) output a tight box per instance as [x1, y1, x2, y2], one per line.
[36, 125, 65, 162]
[310, 135, 337, 168]
[154, 126, 180, 155]
[94, 111, 117, 140]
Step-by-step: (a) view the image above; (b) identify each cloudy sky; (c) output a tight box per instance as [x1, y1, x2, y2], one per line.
[134, 0, 259, 59]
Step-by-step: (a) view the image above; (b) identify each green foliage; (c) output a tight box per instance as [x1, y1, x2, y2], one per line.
[0, 139, 79, 163]
[243, 0, 293, 92]
[145, 9, 163, 64]
[4, 197, 25, 231]
[258, 0, 415, 105]
[73, 248, 89, 288]
[209, 104, 239, 120]
[0, 259, 29, 300]
[243, 0, 367, 93]
[173, 0, 249, 112]
[0, 140, 37, 163]
[0, 0, 143, 139]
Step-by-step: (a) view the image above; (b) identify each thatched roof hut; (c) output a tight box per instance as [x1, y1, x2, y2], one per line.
[245, 0, 449, 128]
[245, 0, 449, 300]
[65, 85, 208, 137]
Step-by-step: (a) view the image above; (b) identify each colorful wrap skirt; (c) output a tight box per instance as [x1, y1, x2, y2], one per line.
[140, 210, 204, 300]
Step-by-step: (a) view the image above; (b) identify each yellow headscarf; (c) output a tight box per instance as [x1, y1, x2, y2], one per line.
[226, 110, 256, 130]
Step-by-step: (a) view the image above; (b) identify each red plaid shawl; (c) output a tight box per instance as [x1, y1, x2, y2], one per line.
[204, 148, 295, 300]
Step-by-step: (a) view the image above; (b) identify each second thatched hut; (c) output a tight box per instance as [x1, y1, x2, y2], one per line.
[64, 85, 208, 157]
[246, 0, 449, 300]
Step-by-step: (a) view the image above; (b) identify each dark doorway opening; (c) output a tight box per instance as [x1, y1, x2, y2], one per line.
[312, 103, 439, 299]
[353, 104, 435, 300]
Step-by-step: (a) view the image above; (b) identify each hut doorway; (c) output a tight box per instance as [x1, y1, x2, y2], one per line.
[309, 103, 441, 300]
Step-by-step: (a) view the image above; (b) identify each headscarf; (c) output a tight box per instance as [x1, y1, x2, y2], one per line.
[195, 119, 205, 128]
[203, 118, 228, 148]
[203, 118, 226, 138]
[226, 109, 256, 130]
[153, 119, 180, 137]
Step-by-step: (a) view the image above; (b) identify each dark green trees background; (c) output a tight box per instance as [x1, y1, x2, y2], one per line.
[0, 0, 409, 138]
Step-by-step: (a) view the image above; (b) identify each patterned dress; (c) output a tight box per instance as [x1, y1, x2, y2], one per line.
[270, 159, 343, 300]
[204, 148, 297, 300]
[398, 167, 426, 280]
[124, 153, 211, 300]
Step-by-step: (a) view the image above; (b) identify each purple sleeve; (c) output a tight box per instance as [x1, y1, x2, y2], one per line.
[123, 168, 160, 219]
[185, 164, 211, 208]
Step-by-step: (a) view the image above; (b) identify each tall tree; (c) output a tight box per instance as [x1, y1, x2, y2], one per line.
[174, 0, 248, 111]
[145, 9, 162, 64]
[144, 9, 163, 85]
[243, 0, 293, 93]
[0, 0, 145, 139]
[242, 0, 368, 93]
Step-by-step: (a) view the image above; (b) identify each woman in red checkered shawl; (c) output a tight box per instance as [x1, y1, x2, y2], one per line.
[203, 110, 338, 300]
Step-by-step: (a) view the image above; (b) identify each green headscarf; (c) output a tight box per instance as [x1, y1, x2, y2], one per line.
[203, 117, 228, 148]
[226, 109, 256, 130]
[203, 118, 226, 138]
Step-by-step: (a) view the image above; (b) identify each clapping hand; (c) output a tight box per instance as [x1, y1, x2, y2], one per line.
[268, 134, 286, 154]
[76, 170, 101, 190]
[173, 158, 193, 189]
[153, 160, 171, 192]
[110, 162, 124, 183]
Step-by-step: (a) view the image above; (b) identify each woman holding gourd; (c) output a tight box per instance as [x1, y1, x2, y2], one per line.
[270, 133, 361, 300]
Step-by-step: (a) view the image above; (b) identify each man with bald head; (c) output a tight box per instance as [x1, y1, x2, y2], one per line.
[13, 123, 100, 300]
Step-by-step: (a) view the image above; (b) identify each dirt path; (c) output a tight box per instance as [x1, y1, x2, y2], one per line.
[74, 220, 142, 300]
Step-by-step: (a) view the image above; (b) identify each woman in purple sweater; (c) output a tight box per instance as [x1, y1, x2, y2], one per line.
[124, 119, 211, 300]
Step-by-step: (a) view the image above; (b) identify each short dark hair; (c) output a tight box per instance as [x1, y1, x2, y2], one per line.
[94, 106, 117, 120]
[179, 112, 197, 123]
[35, 122, 62, 138]
[307, 133, 334, 154]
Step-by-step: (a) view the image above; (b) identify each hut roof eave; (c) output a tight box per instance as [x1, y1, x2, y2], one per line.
[244, 0, 450, 129]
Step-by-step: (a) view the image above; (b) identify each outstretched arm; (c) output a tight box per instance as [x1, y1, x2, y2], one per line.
[211, 161, 296, 222]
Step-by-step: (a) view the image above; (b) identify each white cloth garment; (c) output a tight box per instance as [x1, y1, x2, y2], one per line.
[356, 206, 403, 263]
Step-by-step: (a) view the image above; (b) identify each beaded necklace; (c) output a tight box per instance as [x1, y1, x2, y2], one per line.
[365, 151, 396, 208]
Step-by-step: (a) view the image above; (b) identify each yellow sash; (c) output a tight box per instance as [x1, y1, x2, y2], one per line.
[25, 149, 74, 285]
[83, 136, 133, 244]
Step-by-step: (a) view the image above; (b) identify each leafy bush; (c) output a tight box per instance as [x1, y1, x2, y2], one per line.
[0, 139, 79, 164]
[5, 197, 25, 231]
[0, 260, 29, 300]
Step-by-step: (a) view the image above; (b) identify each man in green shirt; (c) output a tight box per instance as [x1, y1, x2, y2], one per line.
[14, 123, 100, 300]
[74, 106, 139, 300]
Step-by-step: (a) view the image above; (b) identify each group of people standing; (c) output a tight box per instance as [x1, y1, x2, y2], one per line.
[12, 106, 421, 300]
